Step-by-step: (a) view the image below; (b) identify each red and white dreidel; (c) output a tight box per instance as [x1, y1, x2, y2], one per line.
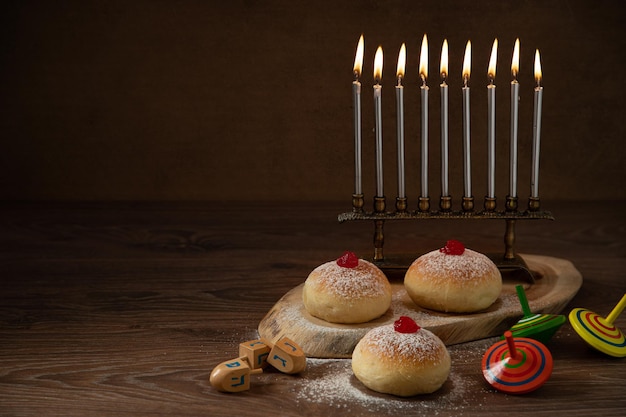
[482, 330, 553, 394]
[568, 293, 626, 358]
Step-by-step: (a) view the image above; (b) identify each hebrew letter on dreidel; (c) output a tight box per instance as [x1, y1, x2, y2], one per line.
[209, 358, 262, 393]
[230, 374, 246, 388]
[266, 337, 306, 374]
[239, 339, 271, 369]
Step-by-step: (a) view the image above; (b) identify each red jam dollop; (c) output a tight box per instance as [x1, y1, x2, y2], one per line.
[336, 250, 359, 268]
[439, 239, 465, 255]
[394, 316, 421, 333]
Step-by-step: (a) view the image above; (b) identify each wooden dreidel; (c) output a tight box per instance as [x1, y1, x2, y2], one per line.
[568, 293, 626, 358]
[210, 357, 263, 393]
[503, 284, 566, 343]
[482, 330, 553, 394]
[266, 336, 306, 374]
[239, 339, 271, 370]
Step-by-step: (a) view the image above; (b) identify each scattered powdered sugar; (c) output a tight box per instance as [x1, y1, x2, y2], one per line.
[309, 259, 389, 298]
[296, 359, 402, 410]
[414, 249, 496, 283]
[294, 348, 490, 414]
[360, 324, 445, 364]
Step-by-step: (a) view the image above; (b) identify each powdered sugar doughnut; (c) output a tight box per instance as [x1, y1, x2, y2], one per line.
[404, 240, 502, 313]
[302, 251, 391, 324]
[352, 316, 451, 396]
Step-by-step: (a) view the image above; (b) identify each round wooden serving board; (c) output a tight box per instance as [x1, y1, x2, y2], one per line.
[258, 254, 582, 358]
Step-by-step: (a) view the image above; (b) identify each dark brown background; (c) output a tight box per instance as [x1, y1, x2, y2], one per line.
[1, 0, 625, 203]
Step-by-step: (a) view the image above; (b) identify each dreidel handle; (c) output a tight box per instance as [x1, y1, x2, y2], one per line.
[605, 293, 626, 325]
[515, 284, 533, 317]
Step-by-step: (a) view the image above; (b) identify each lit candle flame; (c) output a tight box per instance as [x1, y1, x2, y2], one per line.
[534, 49, 542, 86]
[488, 38, 498, 82]
[397, 43, 406, 82]
[511, 38, 520, 79]
[419, 34, 428, 83]
[353, 35, 364, 78]
[440, 39, 448, 81]
[374, 46, 383, 83]
[462, 40, 471, 85]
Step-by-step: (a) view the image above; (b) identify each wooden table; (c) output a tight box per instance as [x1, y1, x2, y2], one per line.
[1, 201, 624, 416]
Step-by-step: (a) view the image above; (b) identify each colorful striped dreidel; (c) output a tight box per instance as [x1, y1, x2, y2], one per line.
[503, 284, 566, 343]
[483, 330, 553, 394]
[568, 293, 626, 357]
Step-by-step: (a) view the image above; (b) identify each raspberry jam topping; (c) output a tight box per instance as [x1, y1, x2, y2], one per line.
[336, 250, 359, 268]
[394, 316, 421, 333]
[439, 239, 465, 255]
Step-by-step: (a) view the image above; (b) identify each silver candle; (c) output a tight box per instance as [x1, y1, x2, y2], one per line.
[487, 39, 498, 199]
[374, 46, 384, 198]
[462, 41, 472, 199]
[419, 34, 429, 199]
[509, 39, 520, 198]
[531, 49, 543, 199]
[440, 39, 449, 197]
[396, 43, 406, 199]
[352, 35, 364, 195]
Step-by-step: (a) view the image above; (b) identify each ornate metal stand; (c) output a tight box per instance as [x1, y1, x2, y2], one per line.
[340, 194, 553, 281]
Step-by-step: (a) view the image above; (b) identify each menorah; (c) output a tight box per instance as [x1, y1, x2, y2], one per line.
[338, 194, 553, 280]
[339, 35, 553, 279]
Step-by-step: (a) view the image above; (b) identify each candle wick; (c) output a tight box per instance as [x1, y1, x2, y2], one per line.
[420, 74, 427, 86]
[441, 72, 447, 83]
[354, 70, 360, 81]
[463, 75, 469, 88]
[397, 75, 403, 86]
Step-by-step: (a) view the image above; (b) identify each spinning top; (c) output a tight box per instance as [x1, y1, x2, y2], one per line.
[568, 293, 626, 358]
[239, 339, 271, 369]
[482, 330, 553, 394]
[210, 357, 263, 393]
[266, 336, 307, 374]
[210, 337, 307, 393]
[504, 284, 566, 343]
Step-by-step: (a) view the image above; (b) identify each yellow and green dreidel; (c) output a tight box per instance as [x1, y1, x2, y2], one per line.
[568, 293, 626, 357]
[503, 285, 566, 343]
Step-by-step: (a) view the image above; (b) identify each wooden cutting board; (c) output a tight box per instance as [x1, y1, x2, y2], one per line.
[258, 254, 582, 358]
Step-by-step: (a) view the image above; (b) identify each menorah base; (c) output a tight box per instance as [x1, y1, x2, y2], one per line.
[338, 208, 554, 280]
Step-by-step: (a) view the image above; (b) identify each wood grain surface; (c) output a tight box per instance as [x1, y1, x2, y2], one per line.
[0, 201, 625, 416]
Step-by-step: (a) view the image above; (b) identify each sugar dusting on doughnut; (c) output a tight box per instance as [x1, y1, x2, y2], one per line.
[303, 251, 392, 324]
[311, 258, 389, 298]
[404, 240, 502, 313]
[352, 316, 451, 396]
[363, 322, 446, 365]
[416, 248, 494, 284]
